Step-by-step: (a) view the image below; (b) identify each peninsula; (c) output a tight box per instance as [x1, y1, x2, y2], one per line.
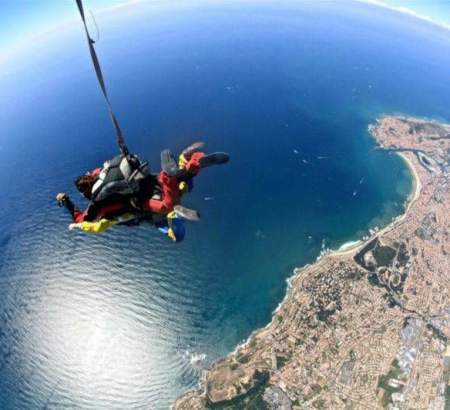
[174, 116, 450, 409]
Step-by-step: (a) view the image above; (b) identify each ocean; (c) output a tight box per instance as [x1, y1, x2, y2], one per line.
[0, 1, 450, 408]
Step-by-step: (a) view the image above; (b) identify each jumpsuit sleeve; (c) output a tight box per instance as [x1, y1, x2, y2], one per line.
[78, 218, 119, 233]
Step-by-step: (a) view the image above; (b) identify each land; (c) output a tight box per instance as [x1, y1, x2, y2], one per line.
[174, 116, 450, 410]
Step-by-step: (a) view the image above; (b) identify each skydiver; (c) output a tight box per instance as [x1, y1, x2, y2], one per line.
[56, 143, 229, 240]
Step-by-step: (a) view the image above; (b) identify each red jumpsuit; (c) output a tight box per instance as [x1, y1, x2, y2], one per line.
[142, 151, 204, 214]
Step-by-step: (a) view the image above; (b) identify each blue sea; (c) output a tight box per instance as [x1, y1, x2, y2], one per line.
[1, 1, 450, 408]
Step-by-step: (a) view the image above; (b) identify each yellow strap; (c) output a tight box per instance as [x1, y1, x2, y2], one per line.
[167, 210, 177, 226]
[179, 181, 188, 193]
[178, 153, 188, 169]
[166, 211, 178, 241]
[167, 228, 177, 241]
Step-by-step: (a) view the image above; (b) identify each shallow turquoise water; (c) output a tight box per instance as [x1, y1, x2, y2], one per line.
[0, 1, 450, 408]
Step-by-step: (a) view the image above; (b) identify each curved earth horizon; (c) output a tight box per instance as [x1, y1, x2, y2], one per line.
[0, 1, 449, 409]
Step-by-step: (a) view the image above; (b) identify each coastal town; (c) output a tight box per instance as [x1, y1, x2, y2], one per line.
[174, 116, 450, 409]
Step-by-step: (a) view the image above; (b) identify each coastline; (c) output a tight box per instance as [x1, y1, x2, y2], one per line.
[174, 115, 450, 409]
[331, 149, 421, 258]
[191, 124, 424, 370]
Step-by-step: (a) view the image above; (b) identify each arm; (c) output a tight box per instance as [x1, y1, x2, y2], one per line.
[69, 212, 137, 234]
[69, 218, 118, 234]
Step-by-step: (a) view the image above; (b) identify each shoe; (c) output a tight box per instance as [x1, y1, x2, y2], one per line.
[181, 142, 205, 158]
[161, 149, 179, 176]
[174, 205, 200, 221]
[199, 152, 230, 168]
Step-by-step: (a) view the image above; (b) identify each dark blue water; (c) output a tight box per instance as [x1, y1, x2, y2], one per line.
[1, 1, 450, 408]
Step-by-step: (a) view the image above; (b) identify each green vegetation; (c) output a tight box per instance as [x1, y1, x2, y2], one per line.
[397, 243, 409, 266]
[236, 353, 250, 364]
[426, 324, 448, 343]
[445, 385, 450, 410]
[249, 338, 257, 349]
[312, 398, 326, 409]
[208, 372, 270, 410]
[229, 363, 239, 371]
[391, 274, 401, 287]
[368, 273, 381, 287]
[276, 355, 290, 369]
[373, 245, 396, 267]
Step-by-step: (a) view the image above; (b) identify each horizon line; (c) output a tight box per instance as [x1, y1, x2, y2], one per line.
[2, 0, 449, 67]
[357, 0, 450, 32]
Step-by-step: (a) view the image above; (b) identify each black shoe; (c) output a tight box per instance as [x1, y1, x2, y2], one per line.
[160, 149, 179, 176]
[199, 152, 230, 168]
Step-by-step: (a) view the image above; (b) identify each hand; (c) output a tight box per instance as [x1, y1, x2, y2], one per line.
[56, 193, 67, 202]
[68, 223, 81, 230]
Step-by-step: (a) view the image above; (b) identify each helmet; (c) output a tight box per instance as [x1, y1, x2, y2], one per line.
[168, 215, 186, 242]
[158, 211, 186, 242]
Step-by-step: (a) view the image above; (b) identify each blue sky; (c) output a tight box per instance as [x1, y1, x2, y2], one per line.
[0, 0, 131, 54]
[1, 0, 450, 56]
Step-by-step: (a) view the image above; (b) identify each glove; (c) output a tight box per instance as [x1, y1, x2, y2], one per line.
[68, 223, 81, 230]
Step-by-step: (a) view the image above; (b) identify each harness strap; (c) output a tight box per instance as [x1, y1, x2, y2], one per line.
[75, 0, 129, 155]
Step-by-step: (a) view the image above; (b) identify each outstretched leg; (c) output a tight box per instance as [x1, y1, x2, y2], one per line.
[143, 145, 229, 215]
[143, 172, 181, 214]
[178, 149, 229, 179]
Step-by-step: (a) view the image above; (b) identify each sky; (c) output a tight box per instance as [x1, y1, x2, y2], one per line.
[0, 0, 133, 58]
[1, 0, 450, 58]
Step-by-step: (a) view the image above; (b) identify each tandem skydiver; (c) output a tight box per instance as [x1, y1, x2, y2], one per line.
[65, 1, 229, 242]
[56, 143, 229, 241]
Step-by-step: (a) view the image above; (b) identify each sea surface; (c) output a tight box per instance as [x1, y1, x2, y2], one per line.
[1, 1, 450, 409]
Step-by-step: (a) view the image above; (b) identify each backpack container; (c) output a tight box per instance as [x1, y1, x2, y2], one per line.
[91, 154, 150, 202]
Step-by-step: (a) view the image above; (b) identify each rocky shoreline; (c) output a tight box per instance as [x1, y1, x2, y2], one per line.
[174, 116, 450, 409]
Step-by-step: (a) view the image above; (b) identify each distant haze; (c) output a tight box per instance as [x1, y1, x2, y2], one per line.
[1, 0, 450, 57]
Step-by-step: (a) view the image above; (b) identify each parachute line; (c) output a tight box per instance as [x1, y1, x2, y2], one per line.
[75, 0, 128, 155]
